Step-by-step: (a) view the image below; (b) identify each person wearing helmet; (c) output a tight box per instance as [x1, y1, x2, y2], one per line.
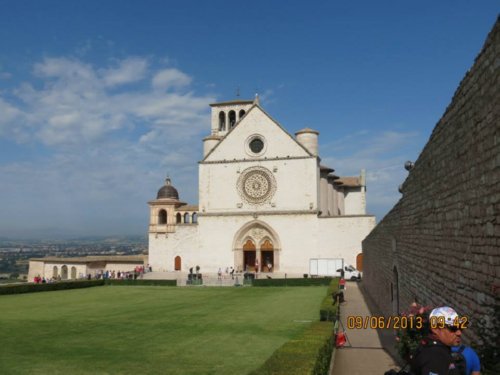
[411, 306, 464, 375]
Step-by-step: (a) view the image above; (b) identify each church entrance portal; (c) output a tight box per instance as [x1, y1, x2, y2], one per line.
[261, 239, 274, 272]
[235, 222, 280, 273]
[261, 251, 274, 272]
[243, 240, 256, 272]
[244, 251, 256, 272]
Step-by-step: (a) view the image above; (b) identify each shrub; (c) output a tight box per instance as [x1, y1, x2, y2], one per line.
[104, 279, 177, 286]
[0, 279, 104, 295]
[394, 303, 432, 362]
[320, 278, 340, 322]
[248, 321, 334, 375]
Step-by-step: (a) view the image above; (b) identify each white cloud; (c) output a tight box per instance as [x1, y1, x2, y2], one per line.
[0, 98, 22, 123]
[152, 68, 192, 90]
[34, 57, 96, 81]
[0, 56, 214, 237]
[1, 57, 212, 147]
[102, 57, 148, 87]
[259, 88, 275, 105]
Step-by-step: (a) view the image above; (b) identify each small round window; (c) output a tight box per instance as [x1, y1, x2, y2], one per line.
[249, 138, 264, 154]
[245, 134, 267, 157]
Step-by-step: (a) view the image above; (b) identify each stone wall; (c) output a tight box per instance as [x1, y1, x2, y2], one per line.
[362, 17, 499, 347]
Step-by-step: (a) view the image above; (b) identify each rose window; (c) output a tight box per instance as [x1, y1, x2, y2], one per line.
[237, 167, 276, 205]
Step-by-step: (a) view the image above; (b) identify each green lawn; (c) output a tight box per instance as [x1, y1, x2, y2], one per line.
[0, 285, 326, 375]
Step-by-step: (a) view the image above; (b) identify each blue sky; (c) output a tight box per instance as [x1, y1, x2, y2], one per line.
[0, 1, 497, 238]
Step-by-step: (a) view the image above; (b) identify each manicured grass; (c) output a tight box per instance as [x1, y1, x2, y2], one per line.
[0, 286, 326, 375]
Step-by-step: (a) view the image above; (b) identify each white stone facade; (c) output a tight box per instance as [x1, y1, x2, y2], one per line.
[148, 98, 375, 275]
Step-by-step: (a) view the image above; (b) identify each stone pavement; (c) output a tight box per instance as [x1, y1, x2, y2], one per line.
[330, 282, 401, 375]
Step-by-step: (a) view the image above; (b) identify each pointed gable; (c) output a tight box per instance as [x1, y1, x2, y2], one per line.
[203, 105, 312, 162]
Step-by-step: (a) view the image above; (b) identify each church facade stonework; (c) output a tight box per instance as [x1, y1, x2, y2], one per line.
[148, 99, 375, 275]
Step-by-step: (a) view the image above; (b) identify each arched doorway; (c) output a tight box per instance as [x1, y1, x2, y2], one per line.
[52, 266, 58, 279]
[71, 266, 77, 279]
[243, 240, 256, 272]
[174, 256, 181, 271]
[356, 253, 363, 271]
[261, 239, 274, 272]
[233, 221, 281, 273]
[61, 265, 68, 280]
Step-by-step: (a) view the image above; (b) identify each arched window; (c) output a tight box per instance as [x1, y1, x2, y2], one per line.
[52, 266, 58, 279]
[71, 266, 77, 279]
[158, 209, 167, 224]
[174, 256, 181, 271]
[239, 109, 246, 119]
[176, 213, 182, 223]
[192, 212, 198, 223]
[219, 111, 226, 131]
[229, 110, 236, 128]
[183, 213, 190, 223]
[61, 265, 68, 280]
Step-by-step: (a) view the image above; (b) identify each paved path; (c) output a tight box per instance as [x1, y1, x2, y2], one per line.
[330, 282, 400, 375]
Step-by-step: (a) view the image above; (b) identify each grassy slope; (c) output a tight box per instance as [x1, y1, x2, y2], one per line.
[0, 286, 325, 375]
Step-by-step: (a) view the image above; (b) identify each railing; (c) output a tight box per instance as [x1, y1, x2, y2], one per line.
[149, 224, 177, 233]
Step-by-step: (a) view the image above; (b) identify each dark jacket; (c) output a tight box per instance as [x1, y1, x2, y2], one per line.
[411, 339, 452, 375]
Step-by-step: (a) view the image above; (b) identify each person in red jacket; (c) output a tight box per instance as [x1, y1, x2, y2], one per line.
[339, 278, 346, 290]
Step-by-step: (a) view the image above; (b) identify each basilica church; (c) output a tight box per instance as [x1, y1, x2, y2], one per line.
[147, 97, 375, 276]
[28, 97, 375, 282]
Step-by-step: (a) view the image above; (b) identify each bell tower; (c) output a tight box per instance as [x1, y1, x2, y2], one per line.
[203, 97, 257, 157]
[148, 177, 185, 236]
[209, 98, 256, 136]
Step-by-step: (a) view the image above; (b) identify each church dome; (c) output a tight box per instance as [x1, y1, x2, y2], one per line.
[157, 177, 179, 200]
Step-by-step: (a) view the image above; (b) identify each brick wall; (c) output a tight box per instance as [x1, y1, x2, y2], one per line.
[362, 17, 499, 347]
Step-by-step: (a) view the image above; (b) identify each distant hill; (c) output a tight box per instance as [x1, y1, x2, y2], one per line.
[0, 235, 147, 246]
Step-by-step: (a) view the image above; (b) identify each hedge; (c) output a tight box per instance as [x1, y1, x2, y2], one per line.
[320, 279, 340, 322]
[104, 279, 177, 286]
[248, 321, 335, 375]
[252, 277, 333, 287]
[0, 279, 104, 295]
